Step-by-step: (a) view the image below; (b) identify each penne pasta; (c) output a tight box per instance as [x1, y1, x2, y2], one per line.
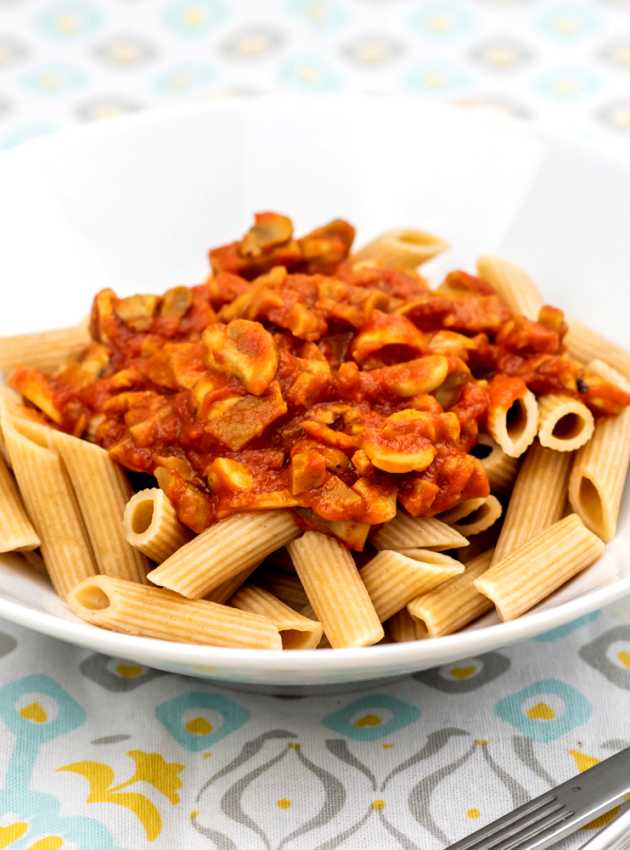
[352, 228, 448, 270]
[51, 431, 148, 584]
[371, 513, 468, 552]
[488, 386, 539, 458]
[565, 320, 630, 379]
[230, 585, 323, 649]
[538, 394, 594, 452]
[123, 488, 191, 564]
[205, 564, 261, 604]
[492, 440, 571, 564]
[287, 531, 383, 648]
[148, 511, 299, 598]
[475, 514, 604, 620]
[471, 434, 519, 494]
[568, 359, 630, 541]
[387, 608, 428, 643]
[22, 549, 48, 576]
[476, 255, 542, 321]
[0, 322, 90, 375]
[259, 569, 309, 610]
[68, 575, 282, 649]
[0, 452, 40, 553]
[439, 498, 486, 525]
[359, 549, 464, 622]
[450, 495, 502, 537]
[1, 416, 98, 597]
[407, 550, 494, 636]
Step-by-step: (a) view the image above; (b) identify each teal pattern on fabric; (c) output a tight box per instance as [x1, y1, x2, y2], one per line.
[156, 691, 250, 751]
[323, 694, 420, 741]
[495, 679, 592, 742]
[534, 612, 601, 642]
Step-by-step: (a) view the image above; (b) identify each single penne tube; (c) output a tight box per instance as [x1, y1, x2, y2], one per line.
[51, 431, 148, 584]
[205, 563, 261, 604]
[359, 549, 464, 622]
[387, 608, 428, 642]
[0, 452, 40, 552]
[371, 513, 468, 552]
[537, 394, 594, 452]
[230, 585, 323, 649]
[287, 531, 384, 648]
[439, 497, 486, 524]
[0, 322, 90, 374]
[492, 441, 571, 564]
[123, 488, 191, 564]
[472, 434, 519, 494]
[476, 255, 542, 320]
[568, 359, 630, 541]
[2, 417, 98, 597]
[565, 320, 630, 379]
[407, 550, 494, 636]
[148, 511, 299, 598]
[488, 385, 539, 458]
[474, 514, 604, 621]
[68, 575, 282, 649]
[259, 569, 309, 610]
[450, 495, 502, 537]
[352, 228, 448, 270]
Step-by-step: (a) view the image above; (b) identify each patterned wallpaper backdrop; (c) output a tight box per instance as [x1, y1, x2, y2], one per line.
[1, 1, 630, 849]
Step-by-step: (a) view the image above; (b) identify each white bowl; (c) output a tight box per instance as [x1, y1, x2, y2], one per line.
[1, 96, 629, 691]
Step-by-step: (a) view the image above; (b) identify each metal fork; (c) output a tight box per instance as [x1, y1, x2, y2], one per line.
[445, 746, 630, 850]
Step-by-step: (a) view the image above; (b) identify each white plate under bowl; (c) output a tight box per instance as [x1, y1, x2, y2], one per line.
[1, 96, 629, 690]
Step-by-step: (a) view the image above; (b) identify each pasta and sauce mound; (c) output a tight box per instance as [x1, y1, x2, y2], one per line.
[1, 212, 629, 650]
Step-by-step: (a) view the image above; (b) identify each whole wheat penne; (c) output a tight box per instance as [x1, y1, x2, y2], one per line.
[565, 320, 630, 379]
[476, 256, 542, 320]
[472, 434, 519, 494]
[123, 488, 190, 564]
[50, 431, 148, 584]
[230, 586, 323, 649]
[0, 322, 90, 375]
[148, 511, 299, 598]
[388, 608, 428, 642]
[538, 394, 594, 452]
[475, 514, 604, 620]
[371, 513, 468, 552]
[451, 496, 502, 537]
[569, 360, 630, 541]
[492, 441, 571, 564]
[359, 549, 464, 622]
[488, 386, 539, 458]
[2, 417, 98, 597]
[205, 563, 261, 604]
[287, 531, 383, 648]
[407, 550, 494, 636]
[439, 498, 486, 525]
[353, 228, 448, 270]
[259, 569, 309, 610]
[0, 452, 40, 553]
[68, 575, 282, 649]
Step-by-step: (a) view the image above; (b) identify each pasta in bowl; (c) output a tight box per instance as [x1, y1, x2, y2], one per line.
[1, 210, 629, 665]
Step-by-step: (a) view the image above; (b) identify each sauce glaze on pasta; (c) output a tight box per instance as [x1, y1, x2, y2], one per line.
[9, 212, 630, 547]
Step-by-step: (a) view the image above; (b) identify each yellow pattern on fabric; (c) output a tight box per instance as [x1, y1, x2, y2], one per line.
[617, 650, 630, 669]
[185, 717, 213, 735]
[0, 823, 28, 848]
[526, 703, 555, 721]
[276, 798, 291, 809]
[354, 714, 381, 727]
[19, 702, 47, 723]
[57, 750, 184, 841]
[450, 666, 476, 680]
[371, 800, 385, 810]
[467, 808, 481, 819]
[26, 838, 64, 850]
[116, 664, 144, 679]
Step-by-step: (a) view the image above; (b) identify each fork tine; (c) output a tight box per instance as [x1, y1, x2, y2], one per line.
[488, 808, 574, 850]
[446, 795, 558, 849]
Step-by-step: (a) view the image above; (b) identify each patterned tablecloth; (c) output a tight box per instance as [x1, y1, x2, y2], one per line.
[1, 1, 630, 848]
